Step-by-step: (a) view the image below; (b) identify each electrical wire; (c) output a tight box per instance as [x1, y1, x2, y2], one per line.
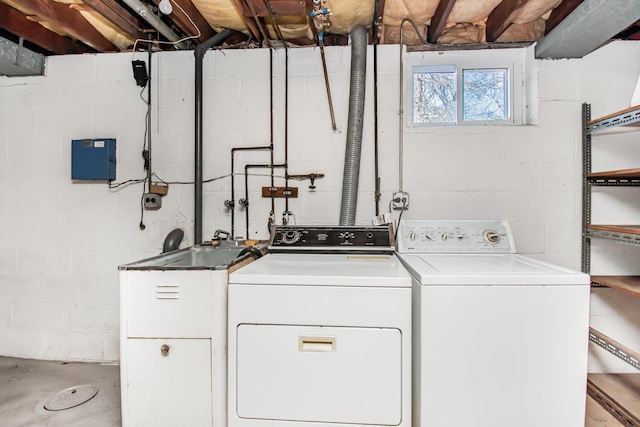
[150, 171, 291, 185]
[109, 172, 290, 190]
[139, 181, 147, 230]
[388, 199, 407, 242]
[394, 208, 405, 243]
[131, 0, 202, 60]
[108, 178, 146, 189]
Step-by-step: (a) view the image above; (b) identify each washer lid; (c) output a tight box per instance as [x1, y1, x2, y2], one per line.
[229, 253, 411, 287]
[398, 253, 590, 286]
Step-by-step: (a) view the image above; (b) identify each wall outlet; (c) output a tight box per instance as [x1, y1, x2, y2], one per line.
[143, 193, 162, 210]
[392, 191, 409, 210]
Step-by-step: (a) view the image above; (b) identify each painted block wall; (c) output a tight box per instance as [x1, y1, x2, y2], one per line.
[0, 41, 639, 366]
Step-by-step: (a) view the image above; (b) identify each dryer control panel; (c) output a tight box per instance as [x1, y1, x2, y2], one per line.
[396, 220, 516, 253]
[269, 225, 395, 253]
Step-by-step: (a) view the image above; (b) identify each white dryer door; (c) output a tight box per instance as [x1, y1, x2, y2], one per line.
[236, 324, 402, 425]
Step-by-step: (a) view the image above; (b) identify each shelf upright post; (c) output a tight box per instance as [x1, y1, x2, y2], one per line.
[582, 103, 592, 274]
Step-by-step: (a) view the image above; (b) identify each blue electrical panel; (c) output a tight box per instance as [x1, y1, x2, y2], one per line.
[71, 138, 116, 180]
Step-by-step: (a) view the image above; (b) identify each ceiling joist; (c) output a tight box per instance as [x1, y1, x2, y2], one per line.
[82, 0, 146, 42]
[230, 0, 263, 42]
[486, 0, 531, 42]
[0, 2, 93, 54]
[0, 0, 638, 58]
[241, 0, 306, 17]
[545, 0, 584, 35]
[428, 0, 456, 43]
[8, 0, 118, 52]
[151, 0, 216, 43]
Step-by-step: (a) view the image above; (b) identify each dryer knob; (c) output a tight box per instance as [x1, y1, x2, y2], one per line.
[282, 230, 301, 244]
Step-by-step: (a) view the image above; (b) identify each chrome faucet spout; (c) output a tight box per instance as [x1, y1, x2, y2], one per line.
[213, 229, 231, 241]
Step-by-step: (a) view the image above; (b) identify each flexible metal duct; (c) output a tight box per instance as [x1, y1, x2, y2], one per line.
[194, 29, 234, 244]
[339, 25, 368, 226]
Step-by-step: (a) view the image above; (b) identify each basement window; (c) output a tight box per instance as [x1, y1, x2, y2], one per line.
[406, 48, 526, 126]
[412, 65, 510, 126]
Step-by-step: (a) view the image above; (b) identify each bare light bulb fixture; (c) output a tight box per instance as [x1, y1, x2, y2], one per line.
[159, 0, 172, 15]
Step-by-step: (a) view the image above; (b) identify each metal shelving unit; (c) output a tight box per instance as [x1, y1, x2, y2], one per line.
[583, 103, 640, 423]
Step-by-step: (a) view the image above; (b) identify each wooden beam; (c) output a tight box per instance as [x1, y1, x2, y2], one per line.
[545, 0, 584, 34]
[242, 0, 306, 17]
[150, 0, 216, 43]
[427, 0, 455, 43]
[0, 2, 93, 54]
[82, 0, 146, 41]
[8, 0, 119, 51]
[229, 0, 263, 41]
[486, 0, 531, 42]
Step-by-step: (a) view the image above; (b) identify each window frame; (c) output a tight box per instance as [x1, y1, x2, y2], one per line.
[405, 49, 524, 128]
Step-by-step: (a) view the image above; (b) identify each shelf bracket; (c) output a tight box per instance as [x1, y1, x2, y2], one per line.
[589, 327, 640, 371]
[587, 378, 640, 427]
[586, 229, 640, 247]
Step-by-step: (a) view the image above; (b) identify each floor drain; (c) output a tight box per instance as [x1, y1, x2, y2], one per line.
[43, 385, 98, 411]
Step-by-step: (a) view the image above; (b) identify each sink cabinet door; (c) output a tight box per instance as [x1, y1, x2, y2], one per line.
[121, 270, 218, 338]
[123, 338, 212, 427]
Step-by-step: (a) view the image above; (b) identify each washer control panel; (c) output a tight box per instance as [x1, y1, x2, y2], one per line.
[269, 225, 394, 253]
[396, 220, 516, 253]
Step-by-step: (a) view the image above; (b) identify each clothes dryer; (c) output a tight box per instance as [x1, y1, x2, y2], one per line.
[228, 225, 412, 427]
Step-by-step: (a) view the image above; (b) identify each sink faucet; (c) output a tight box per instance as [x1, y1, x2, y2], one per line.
[213, 229, 231, 241]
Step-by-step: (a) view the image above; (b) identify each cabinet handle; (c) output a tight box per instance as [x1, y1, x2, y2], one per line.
[160, 344, 170, 357]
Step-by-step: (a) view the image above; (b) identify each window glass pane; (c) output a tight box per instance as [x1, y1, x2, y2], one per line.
[462, 68, 508, 121]
[413, 70, 456, 124]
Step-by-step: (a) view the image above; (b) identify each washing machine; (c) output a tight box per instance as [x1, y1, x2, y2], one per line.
[228, 225, 412, 427]
[396, 220, 590, 427]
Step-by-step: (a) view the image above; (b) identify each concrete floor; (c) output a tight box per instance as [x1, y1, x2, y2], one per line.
[0, 356, 120, 427]
[0, 355, 622, 427]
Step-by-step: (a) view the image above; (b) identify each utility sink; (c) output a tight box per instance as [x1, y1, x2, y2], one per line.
[119, 242, 258, 270]
[118, 239, 264, 427]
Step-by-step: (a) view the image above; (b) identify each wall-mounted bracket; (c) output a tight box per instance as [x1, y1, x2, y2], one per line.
[261, 187, 298, 198]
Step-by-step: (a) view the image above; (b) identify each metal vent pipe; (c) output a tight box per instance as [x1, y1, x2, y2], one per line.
[194, 29, 233, 244]
[339, 25, 368, 226]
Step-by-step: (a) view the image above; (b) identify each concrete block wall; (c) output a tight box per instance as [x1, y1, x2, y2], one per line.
[0, 41, 639, 366]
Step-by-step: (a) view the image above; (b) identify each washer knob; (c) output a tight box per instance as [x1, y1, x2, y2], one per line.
[441, 233, 448, 241]
[483, 231, 500, 244]
[409, 232, 417, 241]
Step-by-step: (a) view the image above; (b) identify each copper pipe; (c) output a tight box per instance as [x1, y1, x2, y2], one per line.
[320, 44, 337, 131]
[263, 0, 290, 213]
